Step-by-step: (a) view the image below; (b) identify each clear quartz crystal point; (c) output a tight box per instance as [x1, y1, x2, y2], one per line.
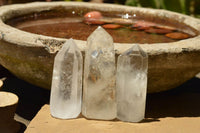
[50, 38, 83, 119]
[82, 26, 116, 120]
[116, 44, 148, 123]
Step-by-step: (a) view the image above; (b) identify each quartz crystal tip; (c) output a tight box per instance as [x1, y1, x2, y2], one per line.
[122, 44, 147, 58]
[61, 38, 78, 52]
[87, 26, 113, 49]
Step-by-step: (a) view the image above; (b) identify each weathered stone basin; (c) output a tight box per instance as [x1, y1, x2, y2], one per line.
[0, 2, 200, 93]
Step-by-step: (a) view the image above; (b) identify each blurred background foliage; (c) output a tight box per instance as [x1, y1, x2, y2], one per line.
[0, 0, 200, 17]
[118, 0, 200, 17]
[66, 0, 200, 17]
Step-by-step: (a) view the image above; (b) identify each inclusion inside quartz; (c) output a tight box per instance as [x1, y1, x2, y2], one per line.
[6, 8, 198, 44]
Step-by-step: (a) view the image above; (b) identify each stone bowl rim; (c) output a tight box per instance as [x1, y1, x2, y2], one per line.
[0, 1, 200, 55]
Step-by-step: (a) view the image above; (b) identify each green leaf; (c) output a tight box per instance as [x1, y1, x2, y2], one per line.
[194, 0, 200, 15]
[125, 0, 140, 6]
[114, 0, 126, 4]
[162, 0, 182, 13]
[139, 0, 157, 8]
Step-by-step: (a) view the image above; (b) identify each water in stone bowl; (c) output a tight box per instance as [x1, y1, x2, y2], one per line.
[6, 8, 195, 44]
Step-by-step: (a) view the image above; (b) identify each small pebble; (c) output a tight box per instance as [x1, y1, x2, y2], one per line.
[84, 11, 104, 25]
[155, 25, 177, 31]
[145, 28, 173, 34]
[165, 32, 190, 40]
[102, 24, 122, 29]
[136, 26, 150, 30]
[132, 20, 157, 30]
[111, 18, 133, 25]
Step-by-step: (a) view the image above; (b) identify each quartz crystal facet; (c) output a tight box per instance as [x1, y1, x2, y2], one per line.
[116, 44, 148, 122]
[50, 39, 83, 119]
[82, 26, 116, 120]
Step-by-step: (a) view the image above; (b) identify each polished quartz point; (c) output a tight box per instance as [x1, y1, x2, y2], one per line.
[50, 38, 83, 119]
[82, 26, 116, 120]
[116, 44, 148, 122]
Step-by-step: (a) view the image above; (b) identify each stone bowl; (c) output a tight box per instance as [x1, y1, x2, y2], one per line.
[0, 2, 200, 93]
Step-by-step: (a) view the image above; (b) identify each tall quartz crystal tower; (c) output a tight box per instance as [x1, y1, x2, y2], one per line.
[50, 39, 83, 119]
[82, 26, 116, 120]
[116, 44, 148, 122]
